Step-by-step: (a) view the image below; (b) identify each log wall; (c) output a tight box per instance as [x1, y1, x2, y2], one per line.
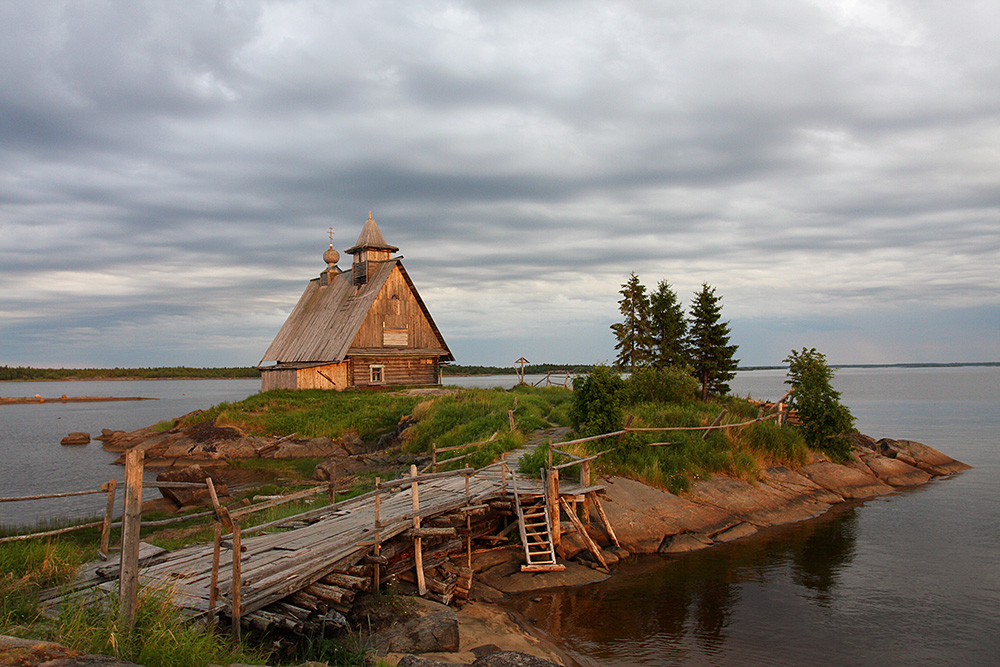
[350, 356, 439, 388]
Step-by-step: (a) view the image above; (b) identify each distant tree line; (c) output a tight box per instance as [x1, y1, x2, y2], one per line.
[611, 273, 739, 400]
[0, 366, 261, 381]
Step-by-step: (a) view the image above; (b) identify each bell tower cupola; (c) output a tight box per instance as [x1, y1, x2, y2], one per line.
[345, 212, 398, 286]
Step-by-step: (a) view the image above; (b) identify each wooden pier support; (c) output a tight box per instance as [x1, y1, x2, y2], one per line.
[410, 465, 426, 596]
[119, 449, 144, 630]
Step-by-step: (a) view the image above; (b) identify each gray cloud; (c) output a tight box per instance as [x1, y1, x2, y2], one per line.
[1, 0, 998, 368]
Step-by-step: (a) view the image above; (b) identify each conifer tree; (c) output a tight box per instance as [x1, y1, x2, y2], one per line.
[686, 283, 739, 400]
[610, 272, 653, 372]
[649, 279, 688, 368]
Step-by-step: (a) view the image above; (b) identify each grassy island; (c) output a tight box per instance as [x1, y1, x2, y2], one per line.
[2, 369, 816, 667]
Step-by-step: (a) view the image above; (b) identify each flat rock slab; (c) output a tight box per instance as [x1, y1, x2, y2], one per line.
[881, 439, 972, 476]
[689, 474, 836, 527]
[479, 560, 608, 594]
[597, 476, 735, 553]
[861, 454, 932, 486]
[368, 597, 460, 654]
[800, 461, 894, 499]
[760, 466, 845, 505]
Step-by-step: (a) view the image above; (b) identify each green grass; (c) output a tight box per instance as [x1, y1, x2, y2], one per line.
[51, 585, 270, 667]
[177, 385, 574, 472]
[557, 392, 811, 494]
[228, 456, 326, 479]
[0, 539, 90, 626]
[183, 389, 422, 441]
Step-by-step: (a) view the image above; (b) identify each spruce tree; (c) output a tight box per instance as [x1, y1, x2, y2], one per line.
[686, 283, 739, 400]
[649, 279, 687, 368]
[610, 272, 653, 372]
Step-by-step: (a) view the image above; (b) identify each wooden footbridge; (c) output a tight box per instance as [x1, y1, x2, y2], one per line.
[56, 450, 614, 637]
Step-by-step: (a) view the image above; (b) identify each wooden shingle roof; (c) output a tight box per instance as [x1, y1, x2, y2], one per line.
[259, 259, 452, 365]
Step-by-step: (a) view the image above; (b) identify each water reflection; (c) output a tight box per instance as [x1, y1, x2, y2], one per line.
[508, 504, 861, 666]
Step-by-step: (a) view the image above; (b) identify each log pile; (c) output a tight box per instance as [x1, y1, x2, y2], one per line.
[239, 565, 372, 635]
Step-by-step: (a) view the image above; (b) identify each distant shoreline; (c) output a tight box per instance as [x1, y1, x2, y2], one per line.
[0, 361, 995, 383]
[738, 361, 1000, 371]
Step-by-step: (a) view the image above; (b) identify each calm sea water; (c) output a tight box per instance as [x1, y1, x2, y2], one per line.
[507, 366, 1000, 667]
[3, 368, 997, 666]
[0, 378, 261, 527]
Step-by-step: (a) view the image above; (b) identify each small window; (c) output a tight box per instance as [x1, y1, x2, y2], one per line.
[370, 365, 384, 384]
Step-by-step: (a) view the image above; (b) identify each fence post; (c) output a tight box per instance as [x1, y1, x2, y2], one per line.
[99, 478, 118, 560]
[548, 468, 560, 549]
[703, 409, 728, 439]
[119, 449, 144, 630]
[581, 461, 591, 523]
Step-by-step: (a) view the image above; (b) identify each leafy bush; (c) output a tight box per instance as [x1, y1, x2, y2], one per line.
[570, 365, 626, 436]
[623, 366, 699, 404]
[784, 348, 856, 460]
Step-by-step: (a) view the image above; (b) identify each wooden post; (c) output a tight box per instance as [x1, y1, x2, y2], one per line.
[591, 493, 621, 548]
[559, 497, 608, 572]
[548, 468, 560, 548]
[410, 465, 426, 596]
[231, 524, 242, 641]
[581, 461, 591, 523]
[209, 522, 221, 618]
[465, 474, 472, 569]
[777, 402, 785, 427]
[99, 478, 118, 560]
[431, 445, 437, 472]
[328, 457, 337, 503]
[119, 449, 144, 630]
[703, 409, 728, 439]
[373, 477, 382, 590]
[501, 455, 508, 495]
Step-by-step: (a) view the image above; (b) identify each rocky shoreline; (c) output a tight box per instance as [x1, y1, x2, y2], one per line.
[83, 415, 970, 666]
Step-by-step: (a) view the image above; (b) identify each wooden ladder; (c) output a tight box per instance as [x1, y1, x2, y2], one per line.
[511, 466, 565, 573]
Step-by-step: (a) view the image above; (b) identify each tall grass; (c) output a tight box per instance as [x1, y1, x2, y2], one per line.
[1, 539, 89, 626]
[561, 386, 810, 494]
[54, 585, 269, 667]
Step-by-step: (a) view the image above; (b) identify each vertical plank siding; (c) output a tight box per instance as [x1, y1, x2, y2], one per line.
[350, 267, 445, 352]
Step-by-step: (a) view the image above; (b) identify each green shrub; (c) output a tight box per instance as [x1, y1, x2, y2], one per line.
[784, 348, 856, 460]
[623, 366, 699, 404]
[570, 365, 625, 436]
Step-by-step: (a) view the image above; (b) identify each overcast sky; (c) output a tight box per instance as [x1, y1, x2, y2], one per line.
[2, 1, 997, 369]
